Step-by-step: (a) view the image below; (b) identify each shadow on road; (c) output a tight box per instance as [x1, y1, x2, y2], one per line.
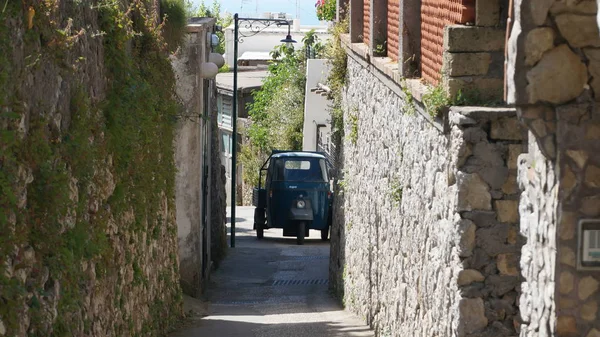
[171, 318, 373, 337]
[170, 207, 374, 337]
[256, 236, 330, 246]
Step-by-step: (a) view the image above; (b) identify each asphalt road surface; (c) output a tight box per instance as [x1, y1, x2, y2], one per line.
[170, 206, 374, 337]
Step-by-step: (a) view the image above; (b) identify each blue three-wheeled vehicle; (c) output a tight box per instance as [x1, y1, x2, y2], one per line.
[253, 151, 333, 245]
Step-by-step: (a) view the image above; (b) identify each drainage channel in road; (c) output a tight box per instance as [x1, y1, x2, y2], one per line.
[284, 255, 329, 261]
[271, 279, 329, 286]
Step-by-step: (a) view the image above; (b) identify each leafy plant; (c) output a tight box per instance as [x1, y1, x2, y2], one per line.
[338, 178, 347, 192]
[400, 79, 416, 116]
[240, 30, 323, 192]
[218, 63, 230, 73]
[348, 110, 358, 145]
[315, 0, 336, 21]
[325, 19, 348, 141]
[390, 179, 403, 205]
[374, 40, 386, 57]
[160, 0, 188, 53]
[303, 29, 325, 58]
[422, 83, 449, 118]
[450, 88, 504, 107]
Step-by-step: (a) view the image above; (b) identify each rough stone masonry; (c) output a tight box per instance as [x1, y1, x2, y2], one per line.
[329, 55, 527, 337]
[507, 0, 600, 335]
[0, 2, 182, 336]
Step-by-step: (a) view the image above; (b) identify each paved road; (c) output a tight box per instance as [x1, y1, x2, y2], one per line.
[170, 206, 374, 337]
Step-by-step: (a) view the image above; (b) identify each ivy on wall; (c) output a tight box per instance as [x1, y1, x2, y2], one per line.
[0, 0, 186, 335]
[325, 19, 349, 147]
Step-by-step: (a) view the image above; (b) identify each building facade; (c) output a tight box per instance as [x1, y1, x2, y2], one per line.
[224, 19, 330, 67]
[216, 69, 269, 206]
[302, 59, 333, 153]
[171, 18, 227, 297]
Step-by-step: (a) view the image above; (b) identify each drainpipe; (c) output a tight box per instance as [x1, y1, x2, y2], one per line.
[504, 0, 514, 102]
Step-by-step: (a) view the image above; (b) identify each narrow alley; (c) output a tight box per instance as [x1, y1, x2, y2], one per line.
[4, 0, 600, 335]
[170, 207, 374, 337]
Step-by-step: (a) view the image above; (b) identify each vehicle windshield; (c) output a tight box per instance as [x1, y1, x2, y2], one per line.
[272, 158, 328, 182]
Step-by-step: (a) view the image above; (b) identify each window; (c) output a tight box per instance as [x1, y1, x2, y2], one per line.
[285, 160, 311, 170]
[220, 131, 232, 155]
[273, 158, 328, 182]
[217, 95, 233, 127]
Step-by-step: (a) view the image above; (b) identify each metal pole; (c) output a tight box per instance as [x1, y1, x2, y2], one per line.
[230, 14, 239, 248]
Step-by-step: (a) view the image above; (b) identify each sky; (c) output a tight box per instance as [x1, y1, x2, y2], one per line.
[190, 0, 321, 25]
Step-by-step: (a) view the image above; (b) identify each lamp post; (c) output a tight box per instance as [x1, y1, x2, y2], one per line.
[230, 14, 297, 248]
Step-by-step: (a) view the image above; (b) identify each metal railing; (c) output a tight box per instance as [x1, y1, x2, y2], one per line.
[317, 133, 337, 171]
[306, 45, 318, 60]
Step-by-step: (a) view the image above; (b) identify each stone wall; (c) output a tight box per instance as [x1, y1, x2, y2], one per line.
[0, 2, 182, 336]
[516, 132, 558, 336]
[443, 25, 506, 101]
[329, 53, 526, 336]
[507, 0, 600, 335]
[514, 109, 600, 337]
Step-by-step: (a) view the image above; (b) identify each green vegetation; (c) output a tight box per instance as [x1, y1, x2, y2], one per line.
[380, 328, 393, 337]
[451, 87, 504, 107]
[218, 63, 231, 73]
[374, 39, 386, 57]
[324, 18, 348, 142]
[160, 0, 189, 52]
[0, 1, 18, 251]
[336, 168, 348, 194]
[315, 0, 336, 21]
[422, 83, 504, 118]
[348, 109, 358, 145]
[346, 221, 353, 230]
[422, 82, 449, 118]
[194, 0, 233, 54]
[240, 30, 324, 189]
[0, 0, 185, 335]
[337, 178, 347, 192]
[390, 179, 403, 205]
[400, 80, 416, 116]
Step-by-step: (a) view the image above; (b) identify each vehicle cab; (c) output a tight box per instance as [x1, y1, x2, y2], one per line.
[253, 151, 333, 245]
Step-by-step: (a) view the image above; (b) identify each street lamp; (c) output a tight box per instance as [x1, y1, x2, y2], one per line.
[230, 14, 297, 248]
[280, 24, 297, 47]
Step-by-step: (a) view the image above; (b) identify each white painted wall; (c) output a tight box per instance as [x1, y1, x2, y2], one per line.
[302, 59, 332, 151]
[171, 21, 214, 297]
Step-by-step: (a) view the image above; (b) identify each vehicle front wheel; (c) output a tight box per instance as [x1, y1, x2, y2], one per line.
[254, 208, 265, 240]
[321, 225, 329, 241]
[296, 221, 306, 245]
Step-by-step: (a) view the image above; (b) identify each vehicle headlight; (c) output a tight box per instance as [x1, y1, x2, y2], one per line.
[297, 200, 306, 209]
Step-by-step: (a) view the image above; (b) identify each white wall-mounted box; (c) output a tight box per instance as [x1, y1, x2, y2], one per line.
[577, 219, 600, 270]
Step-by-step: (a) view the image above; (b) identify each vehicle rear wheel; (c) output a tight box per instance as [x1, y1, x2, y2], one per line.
[321, 225, 329, 241]
[296, 221, 305, 245]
